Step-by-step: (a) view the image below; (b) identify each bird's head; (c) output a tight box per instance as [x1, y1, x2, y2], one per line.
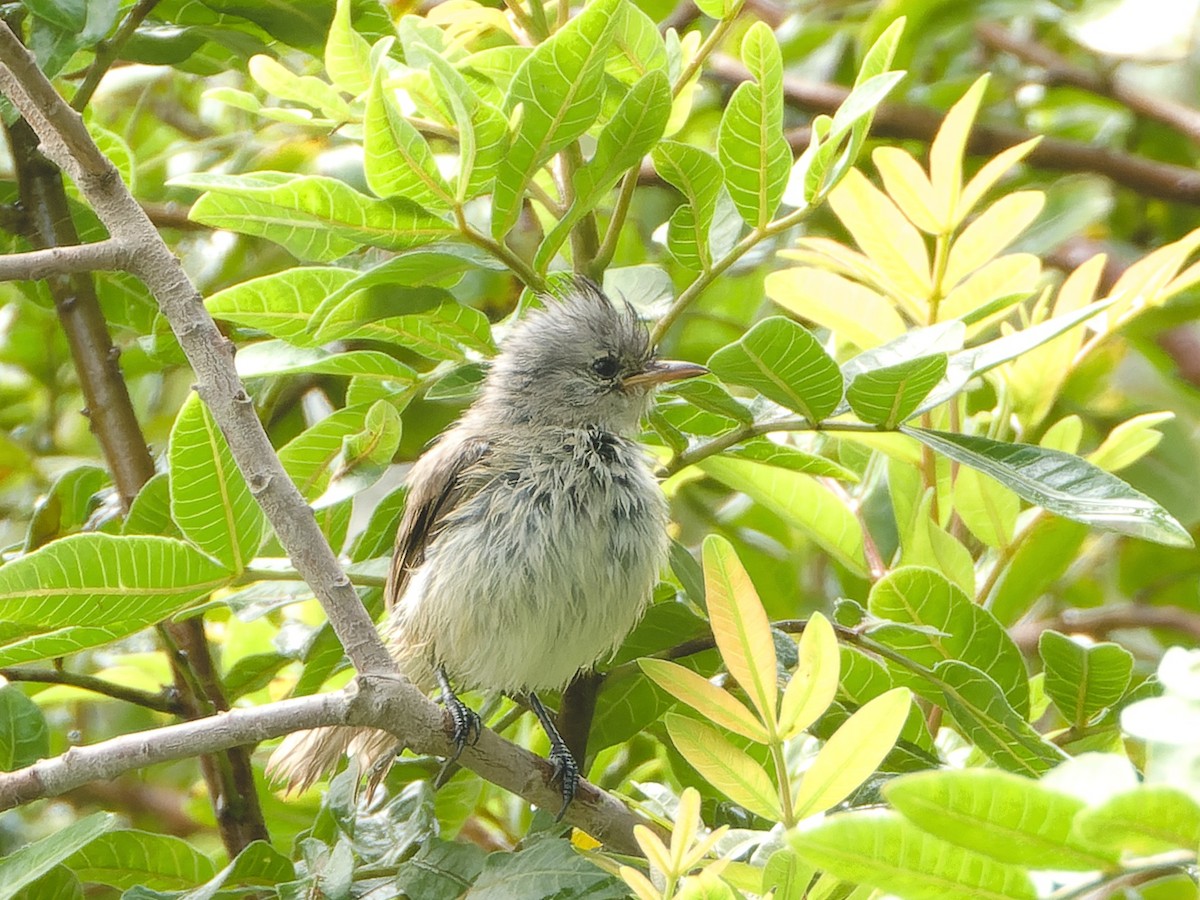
[479, 278, 707, 434]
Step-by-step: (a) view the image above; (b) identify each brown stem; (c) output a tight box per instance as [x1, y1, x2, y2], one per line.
[558, 671, 602, 770]
[2, 55, 267, 853]
[0, 667, 183, 714]
[707, 55, 1200, 207]
[977, 22, 1200, 146]
[1010, 604, 1200, 654]
[71, 0, 162, 112]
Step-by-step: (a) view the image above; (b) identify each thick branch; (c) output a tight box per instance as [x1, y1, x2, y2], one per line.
[0, 676, 648, 854]
[977, 22, 1200, 146]
[0, 23, 653, 850]
[0, 238, 129, 281]
[708, 55, 1200, 207]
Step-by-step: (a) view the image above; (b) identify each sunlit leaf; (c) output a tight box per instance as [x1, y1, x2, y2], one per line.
[792, 688, 910, 819]
[929, 75, 988, 230]
[639, 658, 768, 742]
[778, 613, 841, 740]
[666, 714, 782, 819]
[1074, 787, 1200, 856]
[846, 354, 947, 427]
[1038, 631, 1133, 727]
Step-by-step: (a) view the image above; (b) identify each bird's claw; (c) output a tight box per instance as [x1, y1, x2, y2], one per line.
[548, 741, 579, 821]
[444, 694, 482, 761]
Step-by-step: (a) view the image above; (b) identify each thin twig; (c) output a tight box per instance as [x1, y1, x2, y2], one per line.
[977, 22, 1200, 146]
[0, 667, 183, 714]
[71, 0, 162, 112]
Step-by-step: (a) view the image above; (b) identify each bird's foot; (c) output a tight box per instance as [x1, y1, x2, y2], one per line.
[527, 692, 579, 821]
[436, 666, 481, 762]
[547, 739, 579, 822]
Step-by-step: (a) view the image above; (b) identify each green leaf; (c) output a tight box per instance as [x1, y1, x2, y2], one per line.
[0, 534, 232, 666]
[953, 467, 1019, 549]
[868, 567, 1029, 715]
[324, 0, 372, 95]
[13, 866, 80, 900]
[123, 473, 173, 537]
[702, 535, 777, 728]
[778, 612, 841, 740]
[536, 69, 670, 269]
[235, 341, 417, 382]
[608, 3, 668, 85]
[709, 318, 843, 421]
[935, 660, 1066, 777]
[639, 658, 768, 742]
[720, 440, 858, 481]
[1038, 631, 1134, 727]
[693, 0, 738, 18]
[206, 267, 358, 347]
[0, 685, 48, 770]
[278, 405, 370, 500]
[699, 456, 867, 575]
[885, 769, 1119, 870]
[653, 141, 723, 271]
[248, 54, 350, 119]
[0, 813, 115, 900]
[364, 67, 453, 208]
[178, 841, 294, 900]
[311, 285, 493, 360]
[665, 713, 782, 819]
[789, 811, 1036, 900]
[64, 831, 216, 890]
[492, 0, 620, 238]
[718, 23, 790, 227]
[169, 394, 267, 573]
[792, 688, 910, 819]
[1074, 786, 1200, 856]
[186, 174, 455, 262]
[846, 354, 948, 428]
[902, 427, 1192, 547]
[465, 838, 621, 898]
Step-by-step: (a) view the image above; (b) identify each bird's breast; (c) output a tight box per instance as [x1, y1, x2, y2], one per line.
[398, 428, 668, 693]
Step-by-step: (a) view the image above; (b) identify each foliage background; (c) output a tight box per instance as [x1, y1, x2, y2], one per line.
[2, 0, 1200, 897]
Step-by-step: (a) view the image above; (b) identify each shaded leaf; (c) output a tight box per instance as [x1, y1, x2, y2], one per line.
[1039, 631, 1134, 727]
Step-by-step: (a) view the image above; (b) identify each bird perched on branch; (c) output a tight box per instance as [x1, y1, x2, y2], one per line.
[268, 277, 706, 815]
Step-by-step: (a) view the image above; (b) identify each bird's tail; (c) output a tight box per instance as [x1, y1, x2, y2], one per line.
[266, 723, 405, 795]
[266, 622, 434, 795]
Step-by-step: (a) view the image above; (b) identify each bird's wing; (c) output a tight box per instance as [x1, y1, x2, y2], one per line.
[385, 431, 491, 609]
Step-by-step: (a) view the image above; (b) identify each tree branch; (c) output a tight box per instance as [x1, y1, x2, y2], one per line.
[0, 675, 648, 855]
[0, 21, 649, 850]
[977, 22, 1200, 146]
[1010, 604, 1200, 654]
[71, 0, 162, 112]
[0, 667, 184, 715]
[708, 55, 1200, 207]
[0, 238, 130, 281]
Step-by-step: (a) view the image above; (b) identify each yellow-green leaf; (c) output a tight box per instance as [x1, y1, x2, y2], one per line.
[666, 714, 782, 820]
[958, 137, 1041, 220]
[828, 169, 930, 307]
[792, 688, 911, 819]
[778, 613, 840, 740]
[324, 0, 372, 95]
[940, 254, 1041, 327]
[640, 658, 769, 742]
[765, 267, 905, 350]
[929, 75, 989, 230]
[873, 146, 941, 233]
[944, 192, 1045, 290]
[1088, 412, 1173, 473]
[703, 535, 778, 731]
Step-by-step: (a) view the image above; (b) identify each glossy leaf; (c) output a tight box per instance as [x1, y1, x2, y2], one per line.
[0, 535, 232, 666]
[364, 67, 453, 208]
[492, 0, 619, 237]
[778, 613, 840, 740]
[789, 811, 1036, 900]
[64, 830, 217, 890]
[885, 769, 1118, 870]
[0, 813, 115, 900]
[700, 456, 867, 575]
[1074, 786, 1200, 856]
[792, 688, 911, 819]
[0, 685, 48, 770]
[709, 318, 843, 421]
[1038, 631, 1134, 727]
[846, 354, 948, 427]
[665, 714, 782, 819]
[904, 427, 1192, 547]
[868, 567, 1029, 715]
[206, 267, 358, 347]
[702, 535, 777, 728]
[169, 394, 267, 573]
[935, 661, 1066, 776]
[639, 658, 768, 742]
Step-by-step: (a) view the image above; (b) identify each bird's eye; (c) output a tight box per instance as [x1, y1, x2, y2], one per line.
[591, 354, 620, 379]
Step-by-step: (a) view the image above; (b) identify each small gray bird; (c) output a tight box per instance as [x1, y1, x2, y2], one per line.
[268, 278, 706, 814]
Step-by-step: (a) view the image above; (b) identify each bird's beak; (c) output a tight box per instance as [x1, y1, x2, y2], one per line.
[622, 359, 708, 388]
